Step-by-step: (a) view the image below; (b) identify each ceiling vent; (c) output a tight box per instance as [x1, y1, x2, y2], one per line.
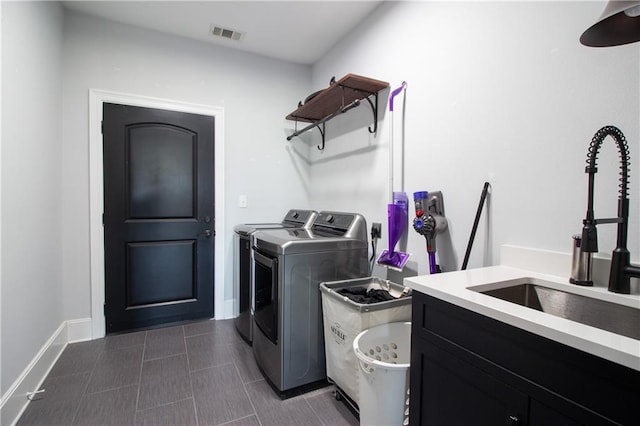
[209, 24, 245, 42]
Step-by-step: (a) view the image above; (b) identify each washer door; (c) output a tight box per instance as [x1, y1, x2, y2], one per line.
[253, 249, 278, 345]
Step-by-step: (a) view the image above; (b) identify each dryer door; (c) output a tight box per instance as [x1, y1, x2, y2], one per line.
[253, 249, 279, 345]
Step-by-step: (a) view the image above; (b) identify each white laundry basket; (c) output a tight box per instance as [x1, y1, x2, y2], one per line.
[353, 321, 411, 426]
[320, 278, 411, 409]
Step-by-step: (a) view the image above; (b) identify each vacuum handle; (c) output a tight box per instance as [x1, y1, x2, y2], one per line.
[461, 182, 490, 270]
[389, 81, 407, 112]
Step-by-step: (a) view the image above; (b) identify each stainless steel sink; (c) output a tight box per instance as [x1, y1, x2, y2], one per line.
[471, 282, 640, 340]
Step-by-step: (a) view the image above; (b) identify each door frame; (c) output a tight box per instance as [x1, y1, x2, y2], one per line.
[89, 89, 225, 339]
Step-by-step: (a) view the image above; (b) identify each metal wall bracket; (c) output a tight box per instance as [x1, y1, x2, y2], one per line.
[316, 122, 326, 151]
[366, 92, 378, 134]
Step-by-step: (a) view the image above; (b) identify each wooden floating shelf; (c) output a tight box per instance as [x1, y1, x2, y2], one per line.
[285, 74, 389, 150]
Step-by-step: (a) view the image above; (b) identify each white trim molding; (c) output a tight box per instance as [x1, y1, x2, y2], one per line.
[66, 318, 93, 343]
[0, 322, 68, 426]
[88, 89, 226, 339]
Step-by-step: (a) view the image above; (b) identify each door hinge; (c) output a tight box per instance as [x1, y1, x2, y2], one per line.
[103, 304, 106, 315]
[102, 213, 104, 226]
[101, 120, 104, 134]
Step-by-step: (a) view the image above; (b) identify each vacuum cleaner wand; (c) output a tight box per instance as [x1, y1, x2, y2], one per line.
[377, 81, 411, 272]
[413, 191, 448, 274]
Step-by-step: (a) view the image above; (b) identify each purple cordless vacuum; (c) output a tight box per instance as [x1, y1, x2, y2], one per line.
[377, 192, 411, 270]
[376, 82, 411, 271]
[413, 191, 448, 274]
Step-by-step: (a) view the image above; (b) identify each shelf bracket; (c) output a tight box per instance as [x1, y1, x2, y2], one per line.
[366, 92, 379, 134]
[286, 99, 360, 149]
[316, 122, 326, 151]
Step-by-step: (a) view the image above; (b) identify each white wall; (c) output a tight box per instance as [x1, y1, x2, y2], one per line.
[309, 1, 640, 279]
[1, 0, 64, 398]
[2, 0, 640, 416]
[1, 2, 312, 416]
[61, 10, 312, 322]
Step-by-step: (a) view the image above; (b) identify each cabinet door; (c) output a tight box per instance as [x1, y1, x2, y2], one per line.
[529, 399, 581, 426]
[411, 293, 629, 426]
[410, 335, 527, 426]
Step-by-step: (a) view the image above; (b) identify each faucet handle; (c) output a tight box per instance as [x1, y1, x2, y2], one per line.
[581, 221, 599, 253]
[570, 235, 593, 286]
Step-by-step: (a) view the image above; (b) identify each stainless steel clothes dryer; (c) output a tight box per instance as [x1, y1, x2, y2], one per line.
[233, 209, 317, 343]
[251, 212, 369, 396]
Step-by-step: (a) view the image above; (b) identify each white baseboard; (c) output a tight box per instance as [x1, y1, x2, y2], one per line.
[0, 318, 92, 426]
[2, 309, 239, 425]
[221, 298, 236, 320]
[67, 317, 93, 342]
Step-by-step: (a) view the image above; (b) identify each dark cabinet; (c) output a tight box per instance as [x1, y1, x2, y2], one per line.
[415, 336, 527, 425]
[410, 292, 639, 426]
[528, 399, 581, 426]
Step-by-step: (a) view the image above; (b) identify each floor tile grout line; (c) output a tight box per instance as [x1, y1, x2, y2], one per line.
[241, 377, 265, 385]
[190, 396, 200, 426]
[233, 355, 263, 426]
[232, 338, 261, 416]
[68, 367, 93, 425]
[189, 360, 236, 374]
[133, 330, 148, 419]
[79, 383, 140, 398]
[142, 351, 187, 362]
[80, 347, 148, 396]
[68, 341, 104, 425]
[183, 325, 201, 426]
[218, 413, 259, 426]
[184, 329, 219, 339]
[135, 327, 192, 415]
[304, 389, 329, 426]
[135, 396, 195, 415]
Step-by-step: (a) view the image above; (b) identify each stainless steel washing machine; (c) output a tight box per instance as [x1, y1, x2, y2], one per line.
[233, 209, 317, 343]
[251, 211, 369, 395]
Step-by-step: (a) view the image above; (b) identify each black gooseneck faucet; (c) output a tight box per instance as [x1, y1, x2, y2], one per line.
[580, 125, 640, 294]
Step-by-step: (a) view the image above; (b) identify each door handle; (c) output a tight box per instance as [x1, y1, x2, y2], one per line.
[198, 230, 212, 238]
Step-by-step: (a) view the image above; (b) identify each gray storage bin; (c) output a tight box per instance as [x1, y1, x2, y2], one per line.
[320, 277, 412, 409]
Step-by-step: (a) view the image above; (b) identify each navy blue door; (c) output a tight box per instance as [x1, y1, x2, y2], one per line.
[103, 103, 214, 333]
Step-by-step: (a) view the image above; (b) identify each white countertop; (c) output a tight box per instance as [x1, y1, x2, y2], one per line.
[404, 265, 640, 371]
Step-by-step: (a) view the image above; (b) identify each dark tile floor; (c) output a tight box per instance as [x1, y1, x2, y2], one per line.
[17, 319, 359, 426]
